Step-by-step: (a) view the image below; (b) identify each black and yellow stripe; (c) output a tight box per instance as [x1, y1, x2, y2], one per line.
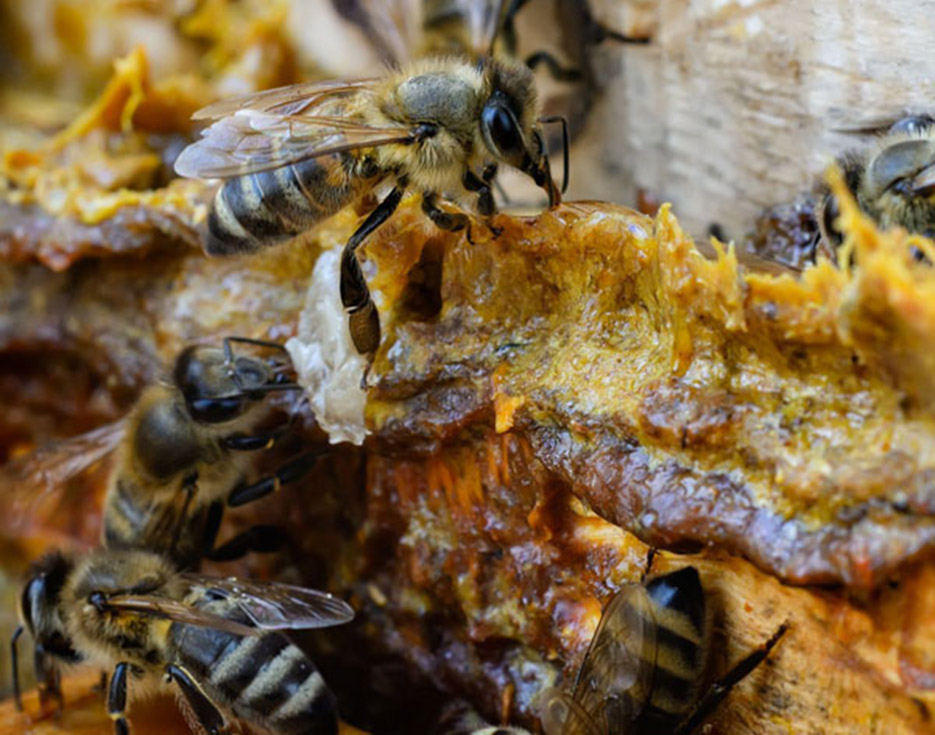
[638, 566, 710, 732]
[169, 594, 338, 735]
[206, 152, 377, 255]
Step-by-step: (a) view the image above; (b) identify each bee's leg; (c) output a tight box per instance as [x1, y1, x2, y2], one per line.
[222, 428, 289, 451]
[341, 185, 406, 354]
[11, 625, 23, 711]
[169, 472, 199, 559]
[107, 662, 133, 735]
[199, 501, 225, 561]
[671, 623, 789, 735]
[222, 335, 290, 360]
[34, 649, 63, 717]
[422, 191, 471, 233]
[223, 411, 300, 453]
[206, 524, 284, 562]
[166, 664, 227, 735]
[525, 51, 584, 82]
[93, 670, 108, 696]
[423, 190, 484, 245]
[227, 449, 324, 507]
[463, 171, 497, 216]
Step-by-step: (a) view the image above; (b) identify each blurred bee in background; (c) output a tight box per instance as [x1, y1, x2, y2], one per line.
[11, 547, 355, 735]
[1, 337, 321, 570]
[440, 560, 787, 735]
[499, 0, 650, 142]
[334, 0, 651, 143]
[174, 52, 565, 355]
[819, 114, 935, 252]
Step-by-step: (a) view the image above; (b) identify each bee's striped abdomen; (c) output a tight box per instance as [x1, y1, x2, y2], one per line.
[636, 567, 709, 734]
[169, 597, 338, 735]
[206, 152, 368, 255]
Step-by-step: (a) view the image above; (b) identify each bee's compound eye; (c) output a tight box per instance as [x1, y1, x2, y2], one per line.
[482, 98, 525, 160]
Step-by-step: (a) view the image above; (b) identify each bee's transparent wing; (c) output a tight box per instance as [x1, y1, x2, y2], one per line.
[332, 0, 424, 65]
[538, 584, 657, 735]
[0, 419, 124, 527]
[180, 574, 355, 630]
[104, 595, 260, 637]
[443, 0, 506, 57]
[573, 584, 657, 732]
[191, 79, 378, 120]
[175, 80, 420, 179]
[538, 689, 603, 735]
[330, 0, 504, 65]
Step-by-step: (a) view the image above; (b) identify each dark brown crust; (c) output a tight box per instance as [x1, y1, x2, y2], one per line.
[365, 202, 935, 590]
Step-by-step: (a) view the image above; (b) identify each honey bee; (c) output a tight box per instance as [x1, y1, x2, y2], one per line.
[499, 0, 651, 142]
[334, 0, 650, 143]
[11, 547, 355, 735]
[174, 54, 564, 355]
[442, 564, 787, 735]
[2, 337, 318, 570]
[819, 114, 935, 250]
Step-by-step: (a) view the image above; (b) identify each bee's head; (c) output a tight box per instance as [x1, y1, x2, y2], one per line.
[19, 552, 81, 665]
[173, 344, 287, 424]
[480, 58, 561, 206]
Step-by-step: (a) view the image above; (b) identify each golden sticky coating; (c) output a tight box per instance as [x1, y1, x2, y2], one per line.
[356, 186, 935, 590]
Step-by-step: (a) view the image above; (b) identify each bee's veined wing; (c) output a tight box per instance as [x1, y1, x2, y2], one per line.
[103, 595, 260, 637]
[0, 419, 125, 527]
[180, 574, 356, 630]
[191, 79, 379, 120]
[537, 690, 603, 735]
[175, 80, 420, 180]
[540, 584, 657, 735]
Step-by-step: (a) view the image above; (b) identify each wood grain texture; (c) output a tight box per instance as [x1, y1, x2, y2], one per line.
[568, 0, 935, 239]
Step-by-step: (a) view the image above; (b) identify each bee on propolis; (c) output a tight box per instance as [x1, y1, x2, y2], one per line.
[442, 558, 787, 735]
[2, 337, 321, 570]
[11, 547, 354, 735]
[174, 18, 569, 354]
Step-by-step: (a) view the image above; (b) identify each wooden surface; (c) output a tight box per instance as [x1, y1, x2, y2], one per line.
[569, 0, 935, 239]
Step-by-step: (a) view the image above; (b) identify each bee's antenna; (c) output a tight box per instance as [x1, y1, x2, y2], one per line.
[538, 115, 570, 194]
[11, 625, 23, 711]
